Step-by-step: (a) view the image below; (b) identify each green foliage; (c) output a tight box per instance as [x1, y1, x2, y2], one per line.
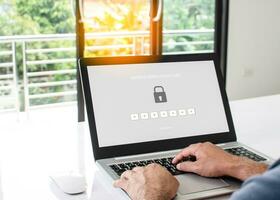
[0, 0, 39, 35]
[163, 0, 215, 53]
[15, 0, 74, 34]
[84, 0, 215, 57]
[84, 1, 150, 57]
[0, 0, 75, 35]
[0, 0, 76, 109]
[164, 0, 215, 30]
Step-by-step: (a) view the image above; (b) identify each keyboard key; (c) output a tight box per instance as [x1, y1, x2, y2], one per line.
[110, 156, 189, 176]
[110, 147, 267, 177]
[225, 147, 266, 162]
[110, 147, 266, 177]
[110, 164, 120, 171]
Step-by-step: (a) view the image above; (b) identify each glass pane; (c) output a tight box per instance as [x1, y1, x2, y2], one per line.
[163, 0, 215, 55]
[83, 0, 151, 57]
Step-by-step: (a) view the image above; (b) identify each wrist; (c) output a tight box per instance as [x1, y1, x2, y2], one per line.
[143, 193, 171, 200]
[143, 187, 175, 200]
[224, 156, 268, 181]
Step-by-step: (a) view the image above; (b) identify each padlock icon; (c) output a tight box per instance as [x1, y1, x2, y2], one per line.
[154, 86, 167, 103]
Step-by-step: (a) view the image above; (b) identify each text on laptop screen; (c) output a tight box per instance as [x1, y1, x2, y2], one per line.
[87, 61, 229, 147]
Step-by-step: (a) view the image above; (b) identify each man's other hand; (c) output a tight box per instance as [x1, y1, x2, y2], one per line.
[172, 142, 268, 181]
[113, 163, 179, 200]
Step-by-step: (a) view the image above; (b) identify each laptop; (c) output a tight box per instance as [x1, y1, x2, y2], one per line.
[79, 54, 273, 199]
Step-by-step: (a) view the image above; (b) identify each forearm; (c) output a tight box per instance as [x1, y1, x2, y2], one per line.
[224, 156, 268, 181]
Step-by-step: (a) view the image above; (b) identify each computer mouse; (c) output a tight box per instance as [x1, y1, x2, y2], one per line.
[50, 174, 87, 195]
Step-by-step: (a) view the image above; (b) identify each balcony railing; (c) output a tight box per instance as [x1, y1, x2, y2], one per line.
[0, 29, 214, 112]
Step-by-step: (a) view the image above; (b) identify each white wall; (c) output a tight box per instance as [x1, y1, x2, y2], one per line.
[226, 0, 280, 100]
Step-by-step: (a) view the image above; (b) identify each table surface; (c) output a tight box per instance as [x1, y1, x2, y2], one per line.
[0, 94, 280, 200]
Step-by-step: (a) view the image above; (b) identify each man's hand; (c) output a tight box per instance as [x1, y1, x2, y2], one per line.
[113, 163, 179, 200]
[172, 142, 268, 181]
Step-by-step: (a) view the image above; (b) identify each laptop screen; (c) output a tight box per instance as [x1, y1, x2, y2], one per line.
[87, 61, 229, 148]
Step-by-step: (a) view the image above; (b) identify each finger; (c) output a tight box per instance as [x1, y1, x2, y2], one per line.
[172, 146, 195, 164]
[113, 179, 128, 190]
[176, 161, 199, 173]
[113, 179, 121, 187]
[120, 170, 135, 180]
[172, 143, 200, 164]
[132, 166, 143, 172]
[146, 163, 160, 168]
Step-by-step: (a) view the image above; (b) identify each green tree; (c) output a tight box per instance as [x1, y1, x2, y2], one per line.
[0, 0, 39, 36]
[0, 0, 75, 35]
[15, 0, 75, 34]
[0, 0, 76, 109]
[163, 0, 215, 53]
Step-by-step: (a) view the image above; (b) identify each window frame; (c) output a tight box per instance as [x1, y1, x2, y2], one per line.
[76, 0, 229, 122]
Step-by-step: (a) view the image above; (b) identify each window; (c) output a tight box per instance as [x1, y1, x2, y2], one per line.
[163, 0, 215, 55]
[77, 0, 227, 121]
[82, 0, 151, 57]
[78, 0, 219, 57]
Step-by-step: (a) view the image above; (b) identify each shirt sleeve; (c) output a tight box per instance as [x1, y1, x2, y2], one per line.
[230, 160, 280, 200]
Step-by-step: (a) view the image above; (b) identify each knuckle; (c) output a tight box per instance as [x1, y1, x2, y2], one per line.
[121, 170, 132, 179]
[126, 170, 132, 175]
[189, 144, 196, 148]
[133, 166, 143, 171]
[120, 171, 127, 178]
[196, 142, 203, 147]
[204, 141, 212, 146]
[120, 173, 126, 180]
[192, 143, 202, 151]
[148, 163, 158, 168]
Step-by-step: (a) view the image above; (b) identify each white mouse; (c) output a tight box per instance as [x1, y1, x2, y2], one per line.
[50, 174, 87, 195]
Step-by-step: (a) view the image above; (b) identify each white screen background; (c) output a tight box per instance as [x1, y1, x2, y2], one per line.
[87, 61, 229, 147]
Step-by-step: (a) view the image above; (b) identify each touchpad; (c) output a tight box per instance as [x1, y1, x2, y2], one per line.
[176, 173, 229, 195]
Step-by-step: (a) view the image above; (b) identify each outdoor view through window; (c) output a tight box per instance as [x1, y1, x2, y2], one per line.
[83, 0, 215, 56]
[0, 0, 76, 111]
[0, 0, 215, 113]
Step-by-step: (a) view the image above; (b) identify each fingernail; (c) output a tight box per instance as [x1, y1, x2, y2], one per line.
[176, 164, 181, 170]
[113, 180, 119, 187]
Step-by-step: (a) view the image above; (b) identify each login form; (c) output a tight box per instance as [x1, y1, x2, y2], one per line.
[87, 61, 229, 147]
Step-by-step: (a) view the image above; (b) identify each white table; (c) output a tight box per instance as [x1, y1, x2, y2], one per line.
[0, 94, 280, 200]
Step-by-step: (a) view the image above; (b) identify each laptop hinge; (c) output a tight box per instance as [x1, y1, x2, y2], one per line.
[114, 148, 181, 160]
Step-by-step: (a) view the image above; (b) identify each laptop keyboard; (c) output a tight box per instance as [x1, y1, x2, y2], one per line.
[224, 147, 266, 162]
[110, 156, 194, 176]
[110, 147, 266, 176]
